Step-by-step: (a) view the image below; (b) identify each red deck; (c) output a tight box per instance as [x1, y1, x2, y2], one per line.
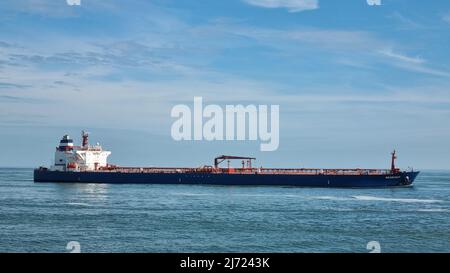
[96, 166, 393, 176]
[93, 153, 400, 176]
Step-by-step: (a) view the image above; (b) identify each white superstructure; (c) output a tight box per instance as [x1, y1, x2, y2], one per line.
[51, 131, 111, 172]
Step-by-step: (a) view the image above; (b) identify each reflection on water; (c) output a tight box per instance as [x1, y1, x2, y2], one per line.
[53, 182, 110, 202]
[76, 183, 109, 199]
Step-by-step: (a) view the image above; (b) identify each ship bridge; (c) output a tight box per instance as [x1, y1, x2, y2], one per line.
[51, 131, 111, 172]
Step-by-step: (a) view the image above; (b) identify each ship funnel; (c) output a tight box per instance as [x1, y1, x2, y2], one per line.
[58, 134, 74, 151]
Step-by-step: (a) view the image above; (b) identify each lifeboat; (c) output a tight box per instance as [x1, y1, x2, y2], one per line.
[67, 162, 77, 170]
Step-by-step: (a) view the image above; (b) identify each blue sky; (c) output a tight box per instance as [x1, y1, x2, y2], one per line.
[0, 0, 450, 169]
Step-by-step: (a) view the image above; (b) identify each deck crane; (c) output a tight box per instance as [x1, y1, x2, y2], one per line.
[214, 155, 256, 169]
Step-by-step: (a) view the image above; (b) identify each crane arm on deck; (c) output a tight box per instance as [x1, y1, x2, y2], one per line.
[214, 155, 256, 168]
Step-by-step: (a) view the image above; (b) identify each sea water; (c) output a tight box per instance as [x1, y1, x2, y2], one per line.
[0, 168, 449, 252]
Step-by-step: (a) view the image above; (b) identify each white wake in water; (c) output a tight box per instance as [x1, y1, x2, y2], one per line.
[311, 195, 444, 203]
[312, 196, 353, 201]
[416, 208, 449, 212]
[65, 202, 93, 207]
[352, 195, 443, 203]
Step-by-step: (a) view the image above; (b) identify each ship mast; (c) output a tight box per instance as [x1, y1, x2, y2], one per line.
[82, 130, 89, 149]
[391, 150, 398, 173]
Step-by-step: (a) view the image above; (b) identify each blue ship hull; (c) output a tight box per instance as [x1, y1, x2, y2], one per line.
[33, 169, 419, 188]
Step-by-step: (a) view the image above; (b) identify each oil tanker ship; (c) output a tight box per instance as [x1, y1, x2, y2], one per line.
[33, 132, 419, 187]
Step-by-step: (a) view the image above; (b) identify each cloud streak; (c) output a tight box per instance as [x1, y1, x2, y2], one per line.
[379, 48, 450, 77]
[243, 0, 319, 12]
[0, 82, 30, 89]
[379, 49, 425, 64]
[443, 13, 450, 23]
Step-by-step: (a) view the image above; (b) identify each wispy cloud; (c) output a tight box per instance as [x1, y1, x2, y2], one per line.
[388, 12, 424, 30]
[443, 13, 450, 23]
[192, 20, 381, 52]
[0, 41, 14, 48]
[0, 82, 30, 89]
[379, 49, 425, 64]
[191, 21, 450, 79]
[378, 48, 450, 77]
[243, 0, 319, 12]
[0, 0, 80, 18]
[0, 95, 43, 103]
[392, 63, 450, 78]
[285, 30, 380, 50]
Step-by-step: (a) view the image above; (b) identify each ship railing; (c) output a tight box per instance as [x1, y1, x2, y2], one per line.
[92, 166, 392, 175]
[255, 168, 391, 175]
[95, 167, 204, 174]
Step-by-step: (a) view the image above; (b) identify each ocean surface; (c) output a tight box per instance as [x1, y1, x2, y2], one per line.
[0, 168, 449, 253]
